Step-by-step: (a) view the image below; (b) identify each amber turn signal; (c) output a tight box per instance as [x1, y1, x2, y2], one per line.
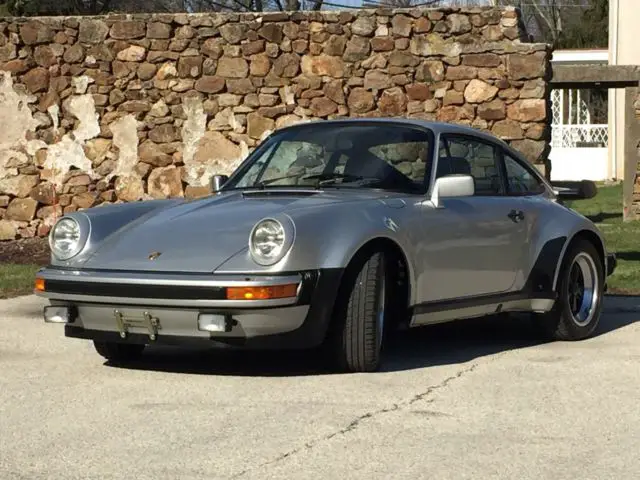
[226, 283, 299, 300]
[34, 277, 45, 292]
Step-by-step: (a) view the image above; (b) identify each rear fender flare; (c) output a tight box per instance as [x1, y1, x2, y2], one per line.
[551, 228, 607, 292]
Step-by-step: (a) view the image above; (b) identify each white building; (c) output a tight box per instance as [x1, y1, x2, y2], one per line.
[549, 49, 611, 182]
[549, 0, 640, 183]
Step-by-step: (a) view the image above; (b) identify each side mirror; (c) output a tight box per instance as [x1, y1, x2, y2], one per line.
[430, 174, 474, 208]
[550, 180, 597, 200]
[210, 174, 229, 193]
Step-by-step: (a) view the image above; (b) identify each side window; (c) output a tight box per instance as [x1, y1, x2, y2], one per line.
[503, 153, 545, 195]
[437, 135, 503, 196]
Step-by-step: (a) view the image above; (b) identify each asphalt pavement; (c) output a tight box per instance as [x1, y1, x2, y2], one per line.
[1, 294, 639, 480]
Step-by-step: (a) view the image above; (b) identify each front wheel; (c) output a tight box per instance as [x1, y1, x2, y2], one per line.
[537, 239, 604, 341]
[327, 251, 388, 373]
[93, 341, 146, 362]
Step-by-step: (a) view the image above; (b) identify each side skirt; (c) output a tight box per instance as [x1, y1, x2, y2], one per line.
[409, 291, 556, 327]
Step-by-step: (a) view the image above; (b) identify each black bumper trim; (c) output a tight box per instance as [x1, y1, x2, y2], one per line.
[43, 270, 319, 307]
[46, 279, 227, 301]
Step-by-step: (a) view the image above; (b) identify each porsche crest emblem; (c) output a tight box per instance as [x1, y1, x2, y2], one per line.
[148, 251, 162, 261]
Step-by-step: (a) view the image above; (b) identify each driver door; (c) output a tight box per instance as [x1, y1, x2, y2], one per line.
[413, 134, 528, 303]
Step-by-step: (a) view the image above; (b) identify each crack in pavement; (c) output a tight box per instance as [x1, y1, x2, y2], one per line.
[229, 361, 480, 479]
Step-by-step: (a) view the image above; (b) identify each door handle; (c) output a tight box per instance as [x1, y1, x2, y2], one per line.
[507, 209, 525, 222]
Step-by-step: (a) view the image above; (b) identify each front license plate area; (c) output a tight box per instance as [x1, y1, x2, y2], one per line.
[114, 309, 161, 341]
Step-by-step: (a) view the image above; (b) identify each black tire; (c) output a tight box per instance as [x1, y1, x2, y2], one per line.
[537, 239, 604, 341]
[93, 341, 146, 362]
[327, 251, 388, 373]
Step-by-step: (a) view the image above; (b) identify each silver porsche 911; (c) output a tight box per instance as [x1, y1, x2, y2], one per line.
[35, 118, 616, 373]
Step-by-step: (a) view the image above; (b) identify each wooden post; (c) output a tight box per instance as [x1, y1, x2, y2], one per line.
[623, 86, 640, 221]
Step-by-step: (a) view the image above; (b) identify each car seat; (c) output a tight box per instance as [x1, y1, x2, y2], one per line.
[435, 156, 471, 177]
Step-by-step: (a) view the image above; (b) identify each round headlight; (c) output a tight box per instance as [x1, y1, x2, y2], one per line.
[249, 219, 286, 265]
[49, 217, 83, 260]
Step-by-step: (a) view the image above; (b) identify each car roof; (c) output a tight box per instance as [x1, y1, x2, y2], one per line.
[274, 117, 512, 150]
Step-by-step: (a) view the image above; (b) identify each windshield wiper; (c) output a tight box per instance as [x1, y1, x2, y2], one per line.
[254, 172, 309, 187]
[255, 172, 361, 188]
[254, 172, 383, 189]
[304, 172, 364, 185]
[313, 173, 383, 188]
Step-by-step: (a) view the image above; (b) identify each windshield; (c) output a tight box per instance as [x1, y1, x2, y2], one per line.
[223, 122, 434, 194]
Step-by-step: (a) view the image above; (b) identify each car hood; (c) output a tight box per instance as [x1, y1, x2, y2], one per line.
[80, 188, 391, 273]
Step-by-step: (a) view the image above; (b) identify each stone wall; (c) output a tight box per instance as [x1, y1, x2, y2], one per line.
[0, 6, 551, 240]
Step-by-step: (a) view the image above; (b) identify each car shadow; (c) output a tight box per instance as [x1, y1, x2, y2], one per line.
[104, 296, 640, 377]
[613, 251, 640, 262]
[584, 212, 622, 223]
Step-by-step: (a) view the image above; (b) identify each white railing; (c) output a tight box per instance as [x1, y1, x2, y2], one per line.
[551, 124, 609, 149]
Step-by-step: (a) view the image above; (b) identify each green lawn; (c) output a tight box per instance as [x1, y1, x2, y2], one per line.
[0, 183, 637, 299]
[0, 263, 42, 299]
[564, 182, 639, 294]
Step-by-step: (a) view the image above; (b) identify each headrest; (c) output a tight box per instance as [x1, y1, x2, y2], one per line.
[436, 156, 471, 177]
[295, 150, 323, 168]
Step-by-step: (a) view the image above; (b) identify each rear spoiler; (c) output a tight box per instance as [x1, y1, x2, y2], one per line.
[550, 180, 598, 200]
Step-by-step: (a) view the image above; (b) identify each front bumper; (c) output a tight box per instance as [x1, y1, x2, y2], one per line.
[35, 267, 344, 350]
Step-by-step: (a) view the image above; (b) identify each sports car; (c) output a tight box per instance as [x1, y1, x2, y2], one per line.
[35, 118, 616, 372]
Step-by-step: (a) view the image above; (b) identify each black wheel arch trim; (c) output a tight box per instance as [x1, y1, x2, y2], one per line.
[524, 236, 568, 295]
[551, 230, 609, 291]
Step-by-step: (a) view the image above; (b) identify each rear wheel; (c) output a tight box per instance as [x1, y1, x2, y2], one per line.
[537, 239, 604, 340]
[327, 251, 388, 373]
[93, 341, 146, 362]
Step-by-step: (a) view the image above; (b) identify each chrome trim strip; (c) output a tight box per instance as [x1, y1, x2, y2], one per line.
[241, 188, 320, 195]
[36, 268, 302, 288]
[35, 291, 299, 308]
[411, 298, 555, 327]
